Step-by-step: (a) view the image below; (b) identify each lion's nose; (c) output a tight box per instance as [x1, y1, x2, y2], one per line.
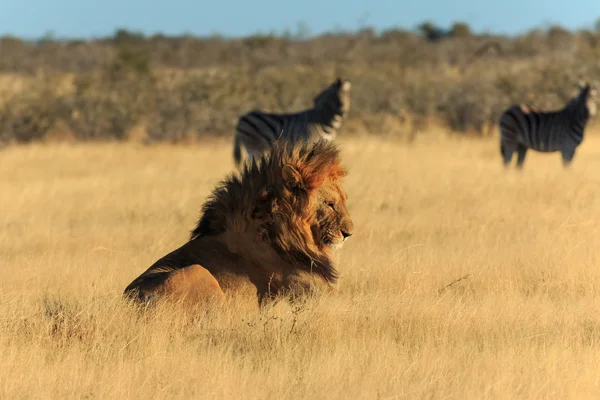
[341, 229, 353, 239]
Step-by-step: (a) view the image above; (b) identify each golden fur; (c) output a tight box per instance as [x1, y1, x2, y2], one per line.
[123, 140, 354, 306]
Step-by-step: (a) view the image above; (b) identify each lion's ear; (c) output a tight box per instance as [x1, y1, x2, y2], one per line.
[282, 164, 304, 190]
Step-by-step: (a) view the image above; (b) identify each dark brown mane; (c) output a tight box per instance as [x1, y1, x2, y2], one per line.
[190, 140, 346, 283]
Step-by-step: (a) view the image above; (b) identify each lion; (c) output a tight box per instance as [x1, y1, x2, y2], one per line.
[123, 140, 354, 307]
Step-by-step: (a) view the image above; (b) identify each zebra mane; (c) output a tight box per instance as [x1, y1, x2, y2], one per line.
[576, 84, 590, 101]
[313, 78, 351, 107]
[565, 84, 592, 112]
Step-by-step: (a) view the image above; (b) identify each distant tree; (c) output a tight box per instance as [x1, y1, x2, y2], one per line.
[547, 25, 571, 39]
[547, 25, 572, 49]
[37, 30, 55, 44]
[295, 22, 311, 40]
[417, 21, 446, 42]
[380, 28, 415, 41]
[113, 46, 151, 75]
[107, 29, 151, 77]
[282, 28, 293, 40]
[112, 28, 146, 45]
[357, 27, 376, 39]
[150, 33, 167, 42]
[449, 22, 472, 38]
[0, 35, 25, 47]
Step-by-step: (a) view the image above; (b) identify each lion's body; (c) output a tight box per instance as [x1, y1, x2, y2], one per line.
[123, 140, 354, 306]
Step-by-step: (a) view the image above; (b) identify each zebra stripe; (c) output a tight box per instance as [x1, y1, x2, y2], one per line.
[499, 84, 597, 168]
[233, 78, 351, 167]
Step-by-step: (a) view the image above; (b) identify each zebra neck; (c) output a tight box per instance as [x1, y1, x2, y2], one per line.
[570, 106, 589, 126]
[312, 106, 344, 130]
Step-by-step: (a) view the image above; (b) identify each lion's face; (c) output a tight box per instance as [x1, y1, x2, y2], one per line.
[279, 161, 353, 255]
[312, 178, 354, 251]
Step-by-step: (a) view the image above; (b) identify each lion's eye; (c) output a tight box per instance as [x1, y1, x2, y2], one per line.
[327, 201, 335, 209]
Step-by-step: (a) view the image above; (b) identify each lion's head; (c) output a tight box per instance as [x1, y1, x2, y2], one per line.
[190, 140, 354, 284]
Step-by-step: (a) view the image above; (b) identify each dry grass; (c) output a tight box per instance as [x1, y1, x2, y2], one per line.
[3, 131, 600, 399]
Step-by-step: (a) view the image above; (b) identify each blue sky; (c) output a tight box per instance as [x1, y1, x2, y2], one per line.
[1, 0, 599, 39]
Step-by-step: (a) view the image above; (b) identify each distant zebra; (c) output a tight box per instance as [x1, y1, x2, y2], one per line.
[499, 83, 597, 168]
[233, 78, 351, 167]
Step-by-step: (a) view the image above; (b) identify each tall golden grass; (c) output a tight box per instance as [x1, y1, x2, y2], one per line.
[2, 132, 600, 398]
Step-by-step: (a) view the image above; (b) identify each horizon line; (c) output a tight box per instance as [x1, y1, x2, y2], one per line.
[0, 20, 596, 42]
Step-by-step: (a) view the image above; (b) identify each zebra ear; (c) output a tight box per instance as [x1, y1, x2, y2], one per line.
[580, 82, 591, 97]
[340, 80, 351, 92]
[282, 164, 304, 191]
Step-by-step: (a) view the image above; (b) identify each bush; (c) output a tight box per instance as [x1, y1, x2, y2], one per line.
[0, 26, 599, 143]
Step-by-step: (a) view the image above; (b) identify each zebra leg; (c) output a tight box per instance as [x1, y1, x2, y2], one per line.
[561, 147, 576, 167]
[500, 141, 516, 167]
[516, 144, 528, 169]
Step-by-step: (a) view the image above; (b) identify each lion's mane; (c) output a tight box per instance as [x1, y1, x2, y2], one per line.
[191, 140, 347, 284]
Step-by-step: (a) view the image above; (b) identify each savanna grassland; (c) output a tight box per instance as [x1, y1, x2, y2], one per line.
[3, 131, 600, 399]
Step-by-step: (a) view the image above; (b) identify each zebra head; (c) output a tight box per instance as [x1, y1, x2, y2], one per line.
[567, 82, 597, 118]
[585, 84, 599, 117]
[313, 78, 352, 117]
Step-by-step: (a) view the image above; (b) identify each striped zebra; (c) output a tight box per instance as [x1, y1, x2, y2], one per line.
[233, 78, 351, 167]
[499, 83, 597, 168]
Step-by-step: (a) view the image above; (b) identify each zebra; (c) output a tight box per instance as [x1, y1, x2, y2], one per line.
[232, 78, 351, 167]
[499, 83, 597, 168]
